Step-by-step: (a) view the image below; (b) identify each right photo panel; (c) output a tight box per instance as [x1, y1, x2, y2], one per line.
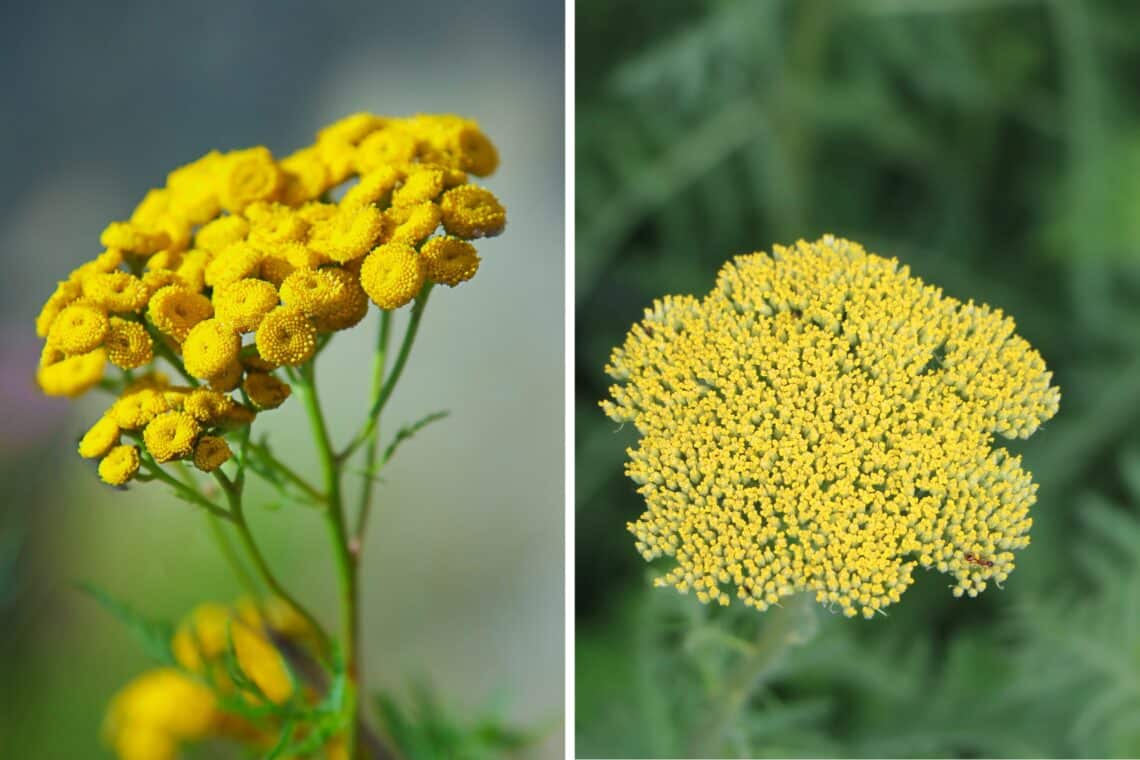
[576, 1, 1140, 758]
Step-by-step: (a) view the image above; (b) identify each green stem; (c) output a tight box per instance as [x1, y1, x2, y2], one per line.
[294, 362, 360, 758]
[690, 593, 816, 757]
[338, 285, 433, 463]
[172, 461, 261, 597]
[142, 459, 231, 520]
[207, 511, 261, 598]
[246, 439, 327, 505]
[353, 311, 393, 545]
[212, 470, 333, 660]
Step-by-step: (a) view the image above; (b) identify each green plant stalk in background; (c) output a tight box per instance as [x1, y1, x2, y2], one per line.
[690, 593, 818, 758]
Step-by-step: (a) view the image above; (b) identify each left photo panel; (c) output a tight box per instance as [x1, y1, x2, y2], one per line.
[0, 2, 565, 758]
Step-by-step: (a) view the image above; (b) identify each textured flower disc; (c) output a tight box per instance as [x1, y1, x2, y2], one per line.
[603, 235, 1061, 619]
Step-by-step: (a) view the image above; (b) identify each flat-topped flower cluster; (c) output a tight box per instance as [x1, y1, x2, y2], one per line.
[603, 236, 1059, 618]
[34, 113, 505, 486]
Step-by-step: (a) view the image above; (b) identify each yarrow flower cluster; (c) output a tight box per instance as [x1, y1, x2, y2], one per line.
[104, 598, 343, 760]
[603, 236, 1060, 619]
[34, 113, 505, 485]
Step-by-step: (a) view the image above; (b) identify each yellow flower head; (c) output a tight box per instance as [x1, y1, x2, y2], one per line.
[317, 112, 386, 145]
[193, 435, 232, 473]
[98, 444, 141, 486]
[392, 166, 445, 207]
[603, 236, 1061, 618]
[110, 388, 171, 430]
[311, 267, 369, 332]
[100, 221, 170, 256]
[231, 625, 294, 704]
[245, 202, 309, 247]
[243, 371, 291, 410]
[213, 278, 280, 333]
[166, 151, 223, 225]
[309, 205, 386, 263]
[255, 305, 317, 366]
[206, 360, 244, 392]
[143, 410, 200, 463]
[195, 214, 250, 253]
[175, 249, 210, 293]
[104, 668, 217, 753]
[35, 280, 83, 337]
[36, 347, 106, 397]
[148, 285, 213, 342]
[130, 188, 171, 227]
[439, 185, 506, 239]
[218, 146, 282, 213]
[421, 236, 480, 287]
[278, 267, 344, 317]
[78, 415, 121, 459]
[359, 242, 425, 310]
[47, 303, 110, 355]
[105, 318, 154, 370]
[82, 272, 149, 313]
[353, 126, 419, 174]
[145, 249, 183, 272]
[182, 388, 238, 424]
[170, 601, 293, 704]
[341, 165, 401, 209]
[279, 146, 331, 205]
[413, 114, 500, 176]
[182, 319, 241, 379]
[141, 269, 187, 297]
[385, 201, 441, 246]
[204, 241, 263, 288]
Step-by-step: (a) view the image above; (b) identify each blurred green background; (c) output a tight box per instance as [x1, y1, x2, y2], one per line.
[576, 0, 1140, 757]
[0, 2, 563, 758]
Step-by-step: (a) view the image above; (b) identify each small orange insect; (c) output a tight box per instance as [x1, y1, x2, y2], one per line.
[964, 552, 994, 568]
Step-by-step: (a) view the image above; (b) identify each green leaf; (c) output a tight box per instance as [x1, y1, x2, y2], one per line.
[373, 679, 540, 759]
[74, 582, 175, 666]
[380, 410, 451, 468]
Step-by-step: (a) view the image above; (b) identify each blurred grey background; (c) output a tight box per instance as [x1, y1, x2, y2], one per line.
[0, 1, 564, 757]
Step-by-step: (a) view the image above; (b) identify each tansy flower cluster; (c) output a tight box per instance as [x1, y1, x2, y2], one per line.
[104, 598, 344, 760]
[602, 235, 1060, 619]
[34, 113, 505, 485]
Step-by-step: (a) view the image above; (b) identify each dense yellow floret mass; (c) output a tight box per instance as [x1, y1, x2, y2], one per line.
[35, 112, 503, 485]
[602, 236, 1061, 619]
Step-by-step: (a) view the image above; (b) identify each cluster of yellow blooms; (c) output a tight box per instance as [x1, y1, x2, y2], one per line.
[34, 113, 505, 484]
[104, 598, 342, 760]
[603, 236, 1060, 619]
